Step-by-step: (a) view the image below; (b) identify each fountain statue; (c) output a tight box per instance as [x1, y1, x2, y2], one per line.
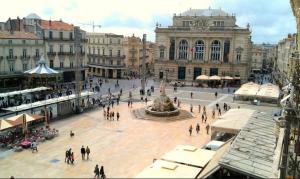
[145, 80, 179, 116]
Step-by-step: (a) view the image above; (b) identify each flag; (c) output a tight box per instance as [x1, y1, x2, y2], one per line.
[190, 46, 196, 52]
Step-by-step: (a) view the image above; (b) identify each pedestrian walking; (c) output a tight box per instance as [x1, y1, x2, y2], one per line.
[205, 115, 207, 123]
[196, 123, 200, 134]
[130, 100, 133, 107]
[189, 125, 193, 136]
[203, 106, 206, 113]
[86, 146, 90, 160]
[201, 114, 205, 123]
[67, 148, 72, 164]
[94, 164, 100, 178]
[218, 108, 221, 116]
[198, 105, 201, 113]
[128, 101, 130, 107]
[215, 92, 218, 98]
[206, 124, 210, 134]
[212, 109, 215, 118]
[65, 149, 69, 163]
[117, 112, 120, 121]
[190, 104, 193, 113]
[100, 166, 105, 179]
[70, 152, 74, 164]
[145, 97, 148, 104]
[112, 111, 115, 121]
[191, 92, 193, 98]
[81, 145, 86, 160]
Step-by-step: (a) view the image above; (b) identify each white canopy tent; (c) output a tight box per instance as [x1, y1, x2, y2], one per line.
[211, 109, 255, 135]
[0, 87, 50, 98]
[24, 55, 59, 75]
[3, 91, 94, 112]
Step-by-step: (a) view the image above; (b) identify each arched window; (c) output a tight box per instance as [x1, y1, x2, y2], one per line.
[194, 40, 204, 60]
[211, 40, 221, 61]
[179, 39, 188, 59]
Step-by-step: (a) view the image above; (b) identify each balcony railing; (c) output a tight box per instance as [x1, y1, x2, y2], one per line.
[87, 54, 126, 59]
[57, 52, 75, 56]
[88, 62, 126, 68]
[6, 56, 17, 60]
[20, 55, 30, 60]
[47, 52, 56, 56]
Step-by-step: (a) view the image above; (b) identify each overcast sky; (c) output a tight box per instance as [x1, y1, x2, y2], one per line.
[0, 0, 296, 44]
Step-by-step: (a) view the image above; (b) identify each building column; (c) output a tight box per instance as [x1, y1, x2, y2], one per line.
[220, 39, 224, 62]
[206, 38, 210, 62]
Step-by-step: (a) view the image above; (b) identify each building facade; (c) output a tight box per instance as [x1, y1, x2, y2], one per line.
[154, 8, 252, 82]
[87, 33, 126, 78]
[251, 44, 276, 73]
[2, 15, 88, 83]
[123, 34, 155, 77]
[0, 30, 44, 89]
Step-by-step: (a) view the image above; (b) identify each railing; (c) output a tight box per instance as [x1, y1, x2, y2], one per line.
[88, 62, 126, 68]
[47, 52, 57, 56]
[20, 55, 30, 60]
[57, 52, 75, 56]
[6, 56, 17, 60]
[87, 54, 126, 59]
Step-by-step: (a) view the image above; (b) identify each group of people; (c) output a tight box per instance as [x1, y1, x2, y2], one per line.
[65, 148, 75, 164]
[81, 145, 91, 160]
[94, 164, 105, 179]
[189, 123, 210, 136]
[103, 109, 120, 121]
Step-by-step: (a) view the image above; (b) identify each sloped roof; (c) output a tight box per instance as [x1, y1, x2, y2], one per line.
[219, 111, 278, 178]
[0, 30, 39, 39]
[39, 20, 74, 31]
[181, 8, 228, 16]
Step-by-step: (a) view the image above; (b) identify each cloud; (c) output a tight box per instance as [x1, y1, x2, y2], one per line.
[211, 0, 296, 43]
[0, 0, 296, 43]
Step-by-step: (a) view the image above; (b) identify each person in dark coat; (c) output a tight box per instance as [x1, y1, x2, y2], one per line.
[94, 164, 100, 178]
[100, 166, 105, 179]
[196, 123, 200, 134]
[81, 145, 86, 160]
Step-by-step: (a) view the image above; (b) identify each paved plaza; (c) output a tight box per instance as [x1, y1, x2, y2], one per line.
[0, 83, 279, 178]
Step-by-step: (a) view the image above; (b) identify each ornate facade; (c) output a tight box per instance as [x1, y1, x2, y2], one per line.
[87, 33, 126, 78]
[154, 8, 252, 82]
[123, 35, 155, 77]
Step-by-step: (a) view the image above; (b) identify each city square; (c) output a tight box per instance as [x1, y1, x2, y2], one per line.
[0, 0, 300, 178]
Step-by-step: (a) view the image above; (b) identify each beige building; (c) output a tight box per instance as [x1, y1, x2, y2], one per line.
[0, 30, 44, 88]
[123, 34, 155, 77]
[154, 8, 252, 83]
[38, 19, 88, 82]
[87, 33, 126, 78]
[251, 46, 263, 72]
[251, 44, 276, 73]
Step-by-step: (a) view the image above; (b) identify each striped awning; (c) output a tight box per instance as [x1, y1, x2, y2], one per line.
[24, 55, 59, 75]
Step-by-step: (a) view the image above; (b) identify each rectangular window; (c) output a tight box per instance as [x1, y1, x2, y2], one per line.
[50, 60, 54, 68]
[35, 49, 39, 57]
[60, 61, 64, 68]
[9, 63, 14, 72]
[117, 50, 121, 57]
[60, 32, 63, 39]
[117, 60, 121, 65]
[70, 62, 73, 68]
[159, 48, 164, 59]
[109, 38, 112, 44]
[22, 49, 27, 57]
[69, 32, 73, 40]
[8, 40, 12, 45]
[49, 31, 53, 39]
[49, 45, 53, 53]
[70, 45, 73, 53]
[102, 48, 105, 55]
[98, 48, 100, 55]
[110, 60, 113, 65]
[9, 49, 13, 58]
[236, 52, 242, 62]
[88, 47, 91, 54]
[60, 45, 63, 53]
[23, 63, 28, 71]
[109, 49, 112, 57]
[93, 48, 95, 54]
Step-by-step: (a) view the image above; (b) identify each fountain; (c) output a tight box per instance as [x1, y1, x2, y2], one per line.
[145, 80, 180, 117]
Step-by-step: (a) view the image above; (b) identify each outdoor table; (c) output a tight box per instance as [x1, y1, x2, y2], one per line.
[20, 140, 31, 149]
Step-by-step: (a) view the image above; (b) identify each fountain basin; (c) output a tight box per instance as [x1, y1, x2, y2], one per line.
[145, 105, 180, 117]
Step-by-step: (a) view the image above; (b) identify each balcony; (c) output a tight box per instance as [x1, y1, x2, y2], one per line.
[6, 56, 17, 60]
[20, 55, 30, 60]
[88, 62, 126, 69]
[47, 52, 56, 56]
[57, 52, 75, 56]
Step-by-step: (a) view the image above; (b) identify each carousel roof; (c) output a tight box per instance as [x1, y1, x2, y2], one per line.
[24, 55, 59, 75]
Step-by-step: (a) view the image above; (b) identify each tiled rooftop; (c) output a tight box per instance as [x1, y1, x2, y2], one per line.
[0, 30, 39, 39]
[39, 20, 74, 31]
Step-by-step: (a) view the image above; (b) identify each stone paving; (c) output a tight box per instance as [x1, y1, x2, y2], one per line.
[0, 84, 279, 178]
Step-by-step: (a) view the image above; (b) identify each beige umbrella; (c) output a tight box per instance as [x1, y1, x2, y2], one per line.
[0, 119, 13, 131]
[196, 75, 209, 80]
[222, 76, 234, 80]
[209, 75, 221, 80]
[6, 113, 44, 134]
